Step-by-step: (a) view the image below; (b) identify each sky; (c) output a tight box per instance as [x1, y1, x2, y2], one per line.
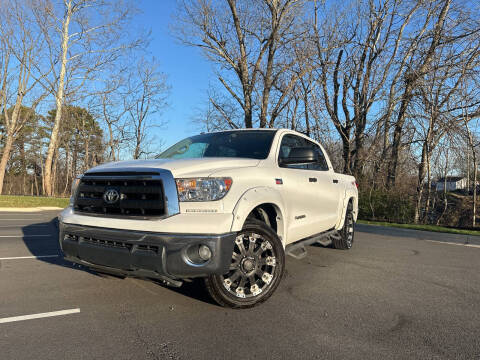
[137, 0, 214, 149]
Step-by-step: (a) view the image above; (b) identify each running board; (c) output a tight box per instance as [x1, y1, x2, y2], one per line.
[285, 229, 337, 260]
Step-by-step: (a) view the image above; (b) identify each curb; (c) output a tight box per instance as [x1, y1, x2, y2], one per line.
[356, 223, 480, 246]
[0, 207, 64, 212]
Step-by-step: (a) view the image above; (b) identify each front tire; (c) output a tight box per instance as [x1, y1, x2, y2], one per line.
[205, 219, 285, 308]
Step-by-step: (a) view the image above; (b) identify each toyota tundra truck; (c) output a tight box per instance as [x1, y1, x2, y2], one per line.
[58, 129, 358, 308]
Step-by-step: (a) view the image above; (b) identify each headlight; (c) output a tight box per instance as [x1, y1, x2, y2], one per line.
[175, 177, 232, 202]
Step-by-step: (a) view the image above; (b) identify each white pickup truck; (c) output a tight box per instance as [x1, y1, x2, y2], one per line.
[59, 129, 358, 308]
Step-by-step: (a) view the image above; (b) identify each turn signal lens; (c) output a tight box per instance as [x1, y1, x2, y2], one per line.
[175, 177, 232, 202]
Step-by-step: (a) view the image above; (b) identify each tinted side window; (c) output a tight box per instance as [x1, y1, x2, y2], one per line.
[308, 142, 329, 171]
[279, 135, 308, 170]
[278, 134, 329, 171]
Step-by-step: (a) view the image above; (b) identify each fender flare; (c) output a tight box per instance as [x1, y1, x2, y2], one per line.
[230, 187, 287, 246]
[335, 191, 358, 229]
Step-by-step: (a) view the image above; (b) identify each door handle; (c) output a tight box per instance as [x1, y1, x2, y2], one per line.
[309, 177, 317, 183]
[333, 179, 339, 184]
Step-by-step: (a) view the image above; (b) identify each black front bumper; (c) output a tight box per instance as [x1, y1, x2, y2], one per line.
[59, 222, 236, 282]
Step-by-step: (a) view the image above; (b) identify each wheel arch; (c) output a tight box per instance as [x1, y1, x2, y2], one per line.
[336, 195, 358, 230]
[230, 187, 287, 246]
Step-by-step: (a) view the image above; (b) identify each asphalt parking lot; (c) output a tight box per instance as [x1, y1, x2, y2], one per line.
[0, 211, 479, 360]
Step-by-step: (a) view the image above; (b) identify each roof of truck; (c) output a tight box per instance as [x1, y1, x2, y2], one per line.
[205, 128, 279, 133]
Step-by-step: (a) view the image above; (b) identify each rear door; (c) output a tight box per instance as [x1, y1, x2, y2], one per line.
[305, 140, 342, 230]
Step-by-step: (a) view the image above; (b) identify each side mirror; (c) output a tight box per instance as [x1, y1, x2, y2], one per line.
[280, 147, 317, 165]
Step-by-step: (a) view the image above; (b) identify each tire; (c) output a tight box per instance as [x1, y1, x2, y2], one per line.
[332, 202, 355, 250]
[205, 219, 285, 308]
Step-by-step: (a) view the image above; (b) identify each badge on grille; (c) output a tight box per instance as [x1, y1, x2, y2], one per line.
[103, 189, 120, 204]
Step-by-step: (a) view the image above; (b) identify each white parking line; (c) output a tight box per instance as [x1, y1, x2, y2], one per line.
[0, 219, 48, 221]
[425, 240, 480, 248]
[0, 255, 58, 260]
[0, 235, 51, 238]
[0, 309, 80, 324]
[0, 224, 49, 228]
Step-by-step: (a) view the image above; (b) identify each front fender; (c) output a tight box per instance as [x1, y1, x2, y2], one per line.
[230, 187, 287, 246]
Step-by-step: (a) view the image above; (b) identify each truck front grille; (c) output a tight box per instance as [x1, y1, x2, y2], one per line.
[73, 172, 166, 218]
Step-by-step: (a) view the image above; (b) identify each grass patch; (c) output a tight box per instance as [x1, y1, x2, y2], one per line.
[0, 195, 69, 208]
[358, 219, 480, 236]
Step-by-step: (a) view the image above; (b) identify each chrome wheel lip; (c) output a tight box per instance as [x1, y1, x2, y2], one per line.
[222, 232, 277, 299]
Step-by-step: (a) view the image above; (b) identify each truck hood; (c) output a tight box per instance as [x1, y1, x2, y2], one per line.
[86, 158, 260, 177]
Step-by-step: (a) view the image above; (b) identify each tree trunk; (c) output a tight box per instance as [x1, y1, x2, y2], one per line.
[43, 1, 72, 196]
[20, 140, 26, 195]
[414, 141, 429, 223]
[0, 87, 26, 194]
[84, 132, 90, 171]
[353, 128, 365, 178]
[52, 148, 58, 197]
[244, 99, 252, 128]
[73, 130, 79, 176]
[290, 97, 299, 131]
[259, 28, 277, 128]
[424, 149, 432, 223]
[304, 99, 310, 137]
[473, 153, 477, 227]
[34, 172, 39, 196]
[342, 139, 352, 175]
[0, 134, 14, 194]
[134, 126, 142, 159]
[467, 151, 470, 192]
[107, 122, 117, 161]
[386, 91, 412, 188]
[63, 144, 71, 196]
[436, 150, 449, 225]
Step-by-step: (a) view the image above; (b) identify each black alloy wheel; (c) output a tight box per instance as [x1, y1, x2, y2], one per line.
[204, 219, 285, 308]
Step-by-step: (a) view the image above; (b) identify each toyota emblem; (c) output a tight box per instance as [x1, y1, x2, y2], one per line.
[103, 189, 120, 204]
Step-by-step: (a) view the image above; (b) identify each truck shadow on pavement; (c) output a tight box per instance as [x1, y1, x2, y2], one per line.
[21, 217, 216, 306]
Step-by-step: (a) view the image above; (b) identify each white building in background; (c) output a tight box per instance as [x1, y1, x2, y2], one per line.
[435, 176, 468, 191]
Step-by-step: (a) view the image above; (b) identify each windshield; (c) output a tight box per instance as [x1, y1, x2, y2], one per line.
[157, 130, 277, 160]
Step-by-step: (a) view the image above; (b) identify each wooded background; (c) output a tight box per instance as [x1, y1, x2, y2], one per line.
[1, 0, 480, 228]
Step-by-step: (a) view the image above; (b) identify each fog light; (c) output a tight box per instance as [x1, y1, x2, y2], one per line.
[198, 245, 212, 261]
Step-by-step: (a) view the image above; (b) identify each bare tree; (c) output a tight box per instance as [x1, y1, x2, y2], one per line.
[386, 0, 453, 187]
[0, 0, 51, 194]
[90, 75, 130, 162]
[411, 39, 480, 223]
[313, 0, 421, 176]
[174, 0, 306, 128]
[124, 58, 169, 160]
[39, 0, 139, 196]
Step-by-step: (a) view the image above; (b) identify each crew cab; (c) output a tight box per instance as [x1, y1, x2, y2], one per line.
[58, 129, 358, 308]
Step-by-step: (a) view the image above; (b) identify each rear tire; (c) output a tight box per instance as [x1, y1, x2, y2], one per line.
[332, 203, 355, 250]
[205, 219, 285, 308]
